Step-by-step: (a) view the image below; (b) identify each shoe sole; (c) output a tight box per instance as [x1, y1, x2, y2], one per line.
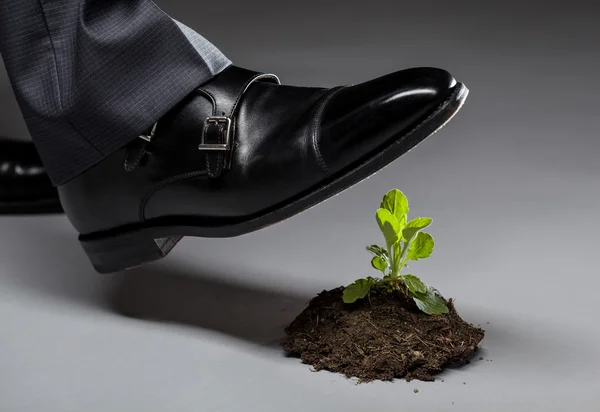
[80, 82, 469, 273]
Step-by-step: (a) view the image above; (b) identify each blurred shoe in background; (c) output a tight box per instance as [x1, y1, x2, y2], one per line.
[0, 136, 62, 214]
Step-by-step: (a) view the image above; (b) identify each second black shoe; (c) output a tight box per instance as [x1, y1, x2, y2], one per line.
[57, 65, 468, 273]
[0, 136, 63, 215]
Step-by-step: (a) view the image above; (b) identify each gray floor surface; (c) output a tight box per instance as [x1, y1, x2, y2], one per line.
[1, 1, 599, 411]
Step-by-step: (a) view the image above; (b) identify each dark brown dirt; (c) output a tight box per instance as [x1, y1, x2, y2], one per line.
[283, 287, 484, 382]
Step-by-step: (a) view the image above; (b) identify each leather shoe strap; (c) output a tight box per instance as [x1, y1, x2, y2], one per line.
[196, 66, 280, 178]
[124, 66, 280, 176]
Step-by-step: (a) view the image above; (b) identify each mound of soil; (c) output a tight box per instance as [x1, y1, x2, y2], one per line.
[283, 287, 484, 382]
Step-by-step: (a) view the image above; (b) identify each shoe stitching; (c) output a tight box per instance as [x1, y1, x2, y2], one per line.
[123, 147, 134, 171]
[124, 144, 146, 172]
[312, 86, 347, 174]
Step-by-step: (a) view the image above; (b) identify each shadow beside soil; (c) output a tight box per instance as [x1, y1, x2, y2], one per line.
[108, 264, 313, 347]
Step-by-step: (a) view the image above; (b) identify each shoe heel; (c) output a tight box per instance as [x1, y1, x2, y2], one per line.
[80, 233, 183, 274]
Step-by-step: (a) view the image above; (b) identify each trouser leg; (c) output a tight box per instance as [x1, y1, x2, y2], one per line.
[0, 0, 231, 185]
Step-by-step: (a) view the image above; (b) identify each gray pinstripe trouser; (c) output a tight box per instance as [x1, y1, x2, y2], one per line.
[0, 0, 231, 185]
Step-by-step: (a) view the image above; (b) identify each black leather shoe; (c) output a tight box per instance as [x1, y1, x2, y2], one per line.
[0, 136, 63, 214]
[58, 65, 468, 273]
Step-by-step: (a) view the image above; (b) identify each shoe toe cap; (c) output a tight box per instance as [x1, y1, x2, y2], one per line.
[317, 67, 458, 174]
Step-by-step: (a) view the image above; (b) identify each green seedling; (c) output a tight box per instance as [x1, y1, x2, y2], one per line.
[342, 189, 449, 315]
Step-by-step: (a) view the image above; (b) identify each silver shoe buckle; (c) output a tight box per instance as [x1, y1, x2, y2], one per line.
[198, 116, 232, 151]
[138, 122, 158, 142]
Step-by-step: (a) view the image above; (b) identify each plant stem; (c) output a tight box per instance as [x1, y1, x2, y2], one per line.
[396, 240, 410, 273]
[387, 245, 394, 276]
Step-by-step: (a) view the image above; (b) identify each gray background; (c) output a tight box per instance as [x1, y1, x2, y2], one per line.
[1, 0, 599, 411]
